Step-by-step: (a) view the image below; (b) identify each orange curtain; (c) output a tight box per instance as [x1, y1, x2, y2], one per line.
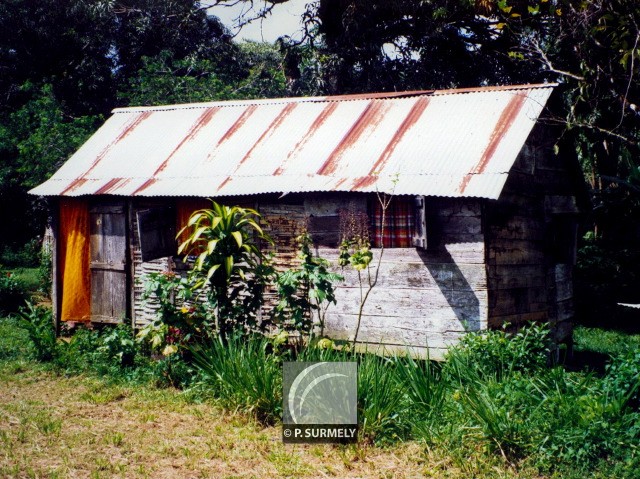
[59, 198, 91, 322]
[176, 198, 210, 248]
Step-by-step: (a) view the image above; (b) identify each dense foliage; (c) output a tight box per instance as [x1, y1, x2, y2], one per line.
[3, 311, 639, 477]
[1, 0, 639, 311]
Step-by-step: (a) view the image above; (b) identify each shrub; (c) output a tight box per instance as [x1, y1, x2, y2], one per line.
[54, 325, 103, 373]
[275, 231, 342, 340]
[99, 323, 138, 368]
[138, 271, 214, 357]
[603, 348, 640, 411]
[37, 248, 52, 297]
[17, 301, 56, 361]
[152, 354, 197, 389]
[0, 239, 41, 268]
[444, 323, 551, 383]
[525, 367, 640, 472]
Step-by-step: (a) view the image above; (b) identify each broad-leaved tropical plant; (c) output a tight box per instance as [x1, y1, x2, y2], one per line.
[177, 200, 274, 336]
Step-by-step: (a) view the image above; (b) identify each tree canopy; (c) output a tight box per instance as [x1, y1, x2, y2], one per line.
[1, 0, 640, 259]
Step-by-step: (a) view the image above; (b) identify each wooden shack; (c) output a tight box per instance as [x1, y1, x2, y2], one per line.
[30, 84, 585, 358]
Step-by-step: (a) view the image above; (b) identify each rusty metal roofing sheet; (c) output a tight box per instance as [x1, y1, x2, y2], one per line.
[30, 84, 555, 199]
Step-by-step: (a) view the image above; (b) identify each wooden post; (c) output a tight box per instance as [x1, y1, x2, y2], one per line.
[51, 198, 62, 336]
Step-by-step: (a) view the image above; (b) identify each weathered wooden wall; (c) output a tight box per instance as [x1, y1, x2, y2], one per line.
[120, 147, 579, 354]
[485, 125, 579, 342]
[260, 193, 488, 360]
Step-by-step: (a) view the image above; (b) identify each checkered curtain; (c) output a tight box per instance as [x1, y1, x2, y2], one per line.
[371, 196, 414, 248]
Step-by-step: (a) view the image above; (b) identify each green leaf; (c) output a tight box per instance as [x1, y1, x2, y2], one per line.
[206, 264, 221, 280]
[231, 231, 243, 248]
[207, 239, 219, 254]
[224, 256, 234, 277]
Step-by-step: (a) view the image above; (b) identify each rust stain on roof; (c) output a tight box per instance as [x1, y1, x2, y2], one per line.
[82, 111, 153, 180]
[237, 103, 297, 167]
[351, 175, 378, 190]
[458, 94, 527, 194]
[274, 102, 339, 176]
[217, 176, 232, 191]
[152, 107, 219, 176]
[318, 100, 388, 176]
[131, 178, 157, 196]
[95, 178, 127, 194]
[215, 105, 258, 148]
[60, 177, 89, 196]
[368, 97, 430, 176]
[332, 177, 348, 189]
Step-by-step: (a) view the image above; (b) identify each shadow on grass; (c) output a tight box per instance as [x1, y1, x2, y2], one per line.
[563, 349, 610, 375]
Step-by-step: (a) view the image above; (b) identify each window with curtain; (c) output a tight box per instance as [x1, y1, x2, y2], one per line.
[370, 196, 415, 248]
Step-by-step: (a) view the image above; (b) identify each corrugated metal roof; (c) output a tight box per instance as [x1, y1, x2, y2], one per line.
[29, 84, 555, 200]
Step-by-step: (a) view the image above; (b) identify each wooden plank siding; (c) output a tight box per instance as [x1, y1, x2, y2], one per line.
[255, 194, 489, 360]
[126, 193, 485, 358]
[485, 125, 578, 341]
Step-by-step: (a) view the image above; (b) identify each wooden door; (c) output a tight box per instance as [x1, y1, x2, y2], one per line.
[90, 203, 128, 323]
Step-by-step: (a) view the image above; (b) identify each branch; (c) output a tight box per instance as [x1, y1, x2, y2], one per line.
[541, 114, 637, 146]
[529, 38, 585, 81]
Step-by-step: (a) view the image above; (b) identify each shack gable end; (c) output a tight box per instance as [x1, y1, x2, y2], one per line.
[486, 124, 582, 342]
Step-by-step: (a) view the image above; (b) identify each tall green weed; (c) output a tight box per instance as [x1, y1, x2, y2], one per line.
[17, 301, 56, 361]
[191, 332, 283, 424]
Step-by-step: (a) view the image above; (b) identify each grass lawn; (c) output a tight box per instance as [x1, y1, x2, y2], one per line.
[0, 317, 638, 478]
[0, 360, 481, 479]
[574, 326, 640, 356]
[0, 318, 538, 479]
[7, 268, 40, 295]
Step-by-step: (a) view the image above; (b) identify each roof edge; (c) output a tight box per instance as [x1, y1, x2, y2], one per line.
[112, 83, 558, 114]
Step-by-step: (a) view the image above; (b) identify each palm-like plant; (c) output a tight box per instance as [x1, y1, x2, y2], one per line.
[177, 200, 274, 336]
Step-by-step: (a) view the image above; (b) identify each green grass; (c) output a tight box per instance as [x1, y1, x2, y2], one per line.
[8, 268, 40, 294]
[0, 316, 34, 360]
[574, 326, 640, 356]
[3, 315, 640, 478]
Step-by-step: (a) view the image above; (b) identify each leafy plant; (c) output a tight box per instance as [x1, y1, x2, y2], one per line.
[357, 353, 408, 443]
[444, 323, 551, 383]
[54, 325, 103, 373]
[17, 301, 56, 362]
[37, 247, 52, 297]
[393, 353, 446, 438]
[138, 271, 212, 356]
[191, 332, 283, 424]
[603, 348, 640, 411]
[177, 200, 275, 337]
[99, 323, 138, 368]
[275, 231, 343, 339]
